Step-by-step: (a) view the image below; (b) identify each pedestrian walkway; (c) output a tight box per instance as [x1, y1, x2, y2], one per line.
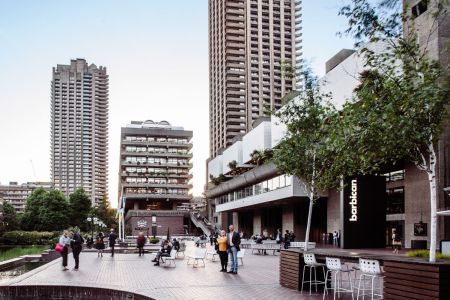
[0, 242, 330, 300]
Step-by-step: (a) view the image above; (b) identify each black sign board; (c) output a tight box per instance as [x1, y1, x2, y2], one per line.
[341, 175, 386, 249]
[414, 222, 427, 236]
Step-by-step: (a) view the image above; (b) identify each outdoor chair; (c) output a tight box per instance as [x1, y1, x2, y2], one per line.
[176, 243, 186, 258]
[206, 249, 218, 261]
[323, 257, 354, 300]
[237, 249, 245, 266]
[186, 248, 207, 267]
[160, 249, 177, 267]
[301, 253, 327, 295]
[355, 258, 384, 300]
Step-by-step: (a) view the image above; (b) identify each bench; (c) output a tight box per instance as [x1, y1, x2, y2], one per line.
[289, 242, 316, 249]
[251, 243, 281, 255]
[187, 248, 207, 267]
[160, 249, 177, 267]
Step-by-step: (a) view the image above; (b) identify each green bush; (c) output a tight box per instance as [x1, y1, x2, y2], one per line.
[149, 237, 160, 244]
[406, 250, 450, 260]
[0, 231, 56, 245]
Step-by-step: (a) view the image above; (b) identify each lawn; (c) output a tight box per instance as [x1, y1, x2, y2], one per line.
[0, 246, 48, 262]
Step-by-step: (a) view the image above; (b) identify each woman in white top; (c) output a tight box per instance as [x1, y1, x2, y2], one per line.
[59, 230, 71, 271]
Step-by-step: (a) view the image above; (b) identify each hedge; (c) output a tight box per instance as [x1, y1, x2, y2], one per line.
[0, 231, 56, 245]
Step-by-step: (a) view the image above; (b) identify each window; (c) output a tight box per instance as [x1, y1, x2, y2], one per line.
[386, 187, 405, 214]
[412, 0, 427, 18]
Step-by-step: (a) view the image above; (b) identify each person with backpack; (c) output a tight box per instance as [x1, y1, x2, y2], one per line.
[95, 232, 105, 258]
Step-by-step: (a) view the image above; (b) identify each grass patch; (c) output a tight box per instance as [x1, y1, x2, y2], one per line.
[406, 249, 450, 260]
[0, 246, 47, 262]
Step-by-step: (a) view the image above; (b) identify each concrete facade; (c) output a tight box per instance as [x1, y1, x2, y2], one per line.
[0, 182, 53, 213]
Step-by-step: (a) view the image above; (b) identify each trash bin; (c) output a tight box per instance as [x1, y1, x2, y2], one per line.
[411, 240, 427, 250]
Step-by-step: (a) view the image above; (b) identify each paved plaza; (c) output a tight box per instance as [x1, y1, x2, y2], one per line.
[0, 242, 341, 300]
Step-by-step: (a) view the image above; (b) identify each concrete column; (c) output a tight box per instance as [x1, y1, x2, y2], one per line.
[253, 210, 262, 235]
[282, 206, 294, 232]
[232, 212, 239, 231]
[133, 202, 139, 210]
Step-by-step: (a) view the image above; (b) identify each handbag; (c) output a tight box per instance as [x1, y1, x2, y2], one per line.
[55, 243, 64, 252]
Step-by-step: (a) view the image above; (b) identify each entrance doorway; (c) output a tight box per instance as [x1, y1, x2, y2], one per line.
[386, 220, 404, 247]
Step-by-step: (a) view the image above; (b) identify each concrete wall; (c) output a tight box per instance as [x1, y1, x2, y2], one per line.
[127, 216, 185, 236]
[242, 121, 271, 163]
[208, 155, 223, 178]
[327, 189, 341, 234]
[222, 141, 243, 173]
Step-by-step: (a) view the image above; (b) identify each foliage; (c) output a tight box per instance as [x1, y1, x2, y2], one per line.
[149, 237, 160, 244]
[0, 201, 19, 232]
[209, 174, 228, 186]
[21, 189, 70, 232]
[228, 160, 238, 170]
[68, 188, 92, 232]
[0, 245, 47, 262]
[272, 70, 342, 194]
[0, 231, 55, 245]
[281, 90, 301, 105]
[281, 59, 296, 80]
[250, 149, 274, 166]
[407, 250, 450, 260]
[92, 197, 117, 229]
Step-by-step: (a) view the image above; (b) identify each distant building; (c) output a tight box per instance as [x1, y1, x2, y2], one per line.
[0, 182, 53, 213]
[118, 120, 193, 236]
[208, 0, 303, 157]
[50, 59, 109, 205]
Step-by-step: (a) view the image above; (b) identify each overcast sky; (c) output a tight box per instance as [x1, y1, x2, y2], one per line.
[0, 0, 353, 207]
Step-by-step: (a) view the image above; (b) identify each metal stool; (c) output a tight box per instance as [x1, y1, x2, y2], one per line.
[355, 258, 384, 300]
[323, 257, 355, 300]
[301, 253, 326, 294]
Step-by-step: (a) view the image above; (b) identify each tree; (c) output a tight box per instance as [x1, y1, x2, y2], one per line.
[228, 160, 238, 170]
[339, 0, 450, 262]
[0, 201, 18, 232]
[68, 188, 91, 231]
[272, 70, 341, 251]
[92, 197, 117, 229]
[21, 189, 70, 232]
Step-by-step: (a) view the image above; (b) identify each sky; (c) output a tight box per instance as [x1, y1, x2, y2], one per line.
[0, 0, 354, 208]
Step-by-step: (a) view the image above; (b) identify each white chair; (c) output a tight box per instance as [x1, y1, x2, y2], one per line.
[206, 249, 218, 261]
[355, 259, 384, 300]
[237, 249, 245, 266]
[323, 257, 354, 300]
[160, 249, 177, 267]
[301, 253, 327, 295]
[176, 243, 186, 258]
[186, 248, 207, 267]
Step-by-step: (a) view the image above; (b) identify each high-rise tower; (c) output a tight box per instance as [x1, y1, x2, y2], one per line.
[50, 59, 109, 205]
[208, 0, 302, 157]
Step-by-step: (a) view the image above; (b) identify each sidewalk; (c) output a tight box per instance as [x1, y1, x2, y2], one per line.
[0, 242, 328, 300]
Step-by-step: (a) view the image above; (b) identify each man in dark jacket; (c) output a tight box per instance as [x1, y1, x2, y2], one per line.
[108, 229, 118, 257]
[71, 230, 84, 271]
[227, 224, 241, 274]
[152, 240, 172, 266]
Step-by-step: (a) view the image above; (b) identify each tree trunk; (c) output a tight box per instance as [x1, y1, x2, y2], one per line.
[304, 197, 314, 252]
[428, 150, 437, 263]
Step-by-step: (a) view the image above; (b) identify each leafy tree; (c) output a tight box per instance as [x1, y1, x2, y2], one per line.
[21, 189, 69, 232]
[339, 0, 450, 262]
[68, 188, 92, 231]
[272, 70, 341, 251]
[92, 197, 117, 229]
[0, 201, 19, 232]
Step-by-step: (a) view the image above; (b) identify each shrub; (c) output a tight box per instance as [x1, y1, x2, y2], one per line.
[0, 231, 56, 245]
[149, 237, 160, 244]
[407, 250, 450, 260]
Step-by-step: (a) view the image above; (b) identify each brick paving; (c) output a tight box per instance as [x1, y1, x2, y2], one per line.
[0, 242, 346, 300]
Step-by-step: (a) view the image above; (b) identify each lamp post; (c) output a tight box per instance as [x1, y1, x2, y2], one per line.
[151, 214, 157, 238]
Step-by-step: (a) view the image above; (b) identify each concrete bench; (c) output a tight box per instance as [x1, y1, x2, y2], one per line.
[289, 242, 316, 249]
[251, 243, 281, 255]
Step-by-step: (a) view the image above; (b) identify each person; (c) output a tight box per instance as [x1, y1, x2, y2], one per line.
[392, 229, 401, 254]
[108, 228, 118, 257]
[95, 232, 105, 257]
[59, 230, 71, 271]
[227, 224, 241, 275]
[172, 238, 180, 251]
[333, 231, 338, 246]
[275, 228, 282, 244]
[290, 230, 296, 242]
[71, 229, 84, 271]
[216, 230, 228, 272]
[209, 234, 214, 246]
[152, 240, 172, 266]
[86, 237, 94, 249]
[284, 230, 291, 249]
[136, 232, 146, 256]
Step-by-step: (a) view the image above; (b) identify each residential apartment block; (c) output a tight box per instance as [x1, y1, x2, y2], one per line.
[0, 182, 53, 213]
[208, 0, 302, 157]
[50, 59, 109, 205]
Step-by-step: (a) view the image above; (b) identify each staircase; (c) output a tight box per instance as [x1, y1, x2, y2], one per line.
[190, 212, 214, 236]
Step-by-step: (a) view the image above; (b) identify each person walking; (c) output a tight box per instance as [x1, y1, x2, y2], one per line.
[284, 230, 291, 249]
[71, 229, 84, 271]
[392, 229, 402, 254]
[136, 232, 146, 256]
[217, 230, 228, 272]
[108, 229, 118, 257]
[59, 230, 71, 271]
[227, 224, 241, 275]
[95, 232, 105, 257]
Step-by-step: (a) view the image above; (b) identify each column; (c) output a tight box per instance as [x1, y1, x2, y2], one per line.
[253, 210, 262, 235]
[232, 212, 239, 231]
[282, 206, 294, 232]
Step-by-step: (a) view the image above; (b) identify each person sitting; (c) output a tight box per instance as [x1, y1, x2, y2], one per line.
[172, 238, 180, 251]
[152, 240, 172, 266]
